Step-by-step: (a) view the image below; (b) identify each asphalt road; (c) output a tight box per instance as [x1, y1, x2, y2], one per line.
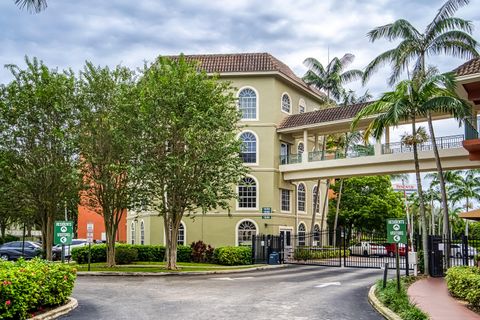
[61, 265, 385, 320]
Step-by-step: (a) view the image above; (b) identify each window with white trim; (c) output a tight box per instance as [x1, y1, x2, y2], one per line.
[313, 224, 321, 243]
[239, 132, 257, 163]
[281, 189, 290, 212]
[280, 143, 289, 164]
[299, 99, 306, 114]
[298, 142, 304, 154]
[140, 221, 145, 245]
[130, 222, 135, 245]
[281, 94, 291, 113]
[238, 88, 257, 120]
[298, 223, 306, 246]
[297, 183, 306, 212]
[312, 185, 320, 213]
[177, 222, 185, 246]
[238, 177, 257, 208]
[238, 220, 256, 246]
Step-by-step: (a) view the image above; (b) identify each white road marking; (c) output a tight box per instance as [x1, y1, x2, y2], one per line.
[214, 277, 234, 281]
[315, 282, 341, 288]
[212, 276, 254, 281]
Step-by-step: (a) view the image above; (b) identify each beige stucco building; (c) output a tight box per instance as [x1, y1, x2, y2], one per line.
[126, 53, 330, 248]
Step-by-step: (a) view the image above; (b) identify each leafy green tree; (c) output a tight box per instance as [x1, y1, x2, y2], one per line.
[303, 53, 363, 103]
[14, 0, 47, 13]
[77, 62, 144, 267]
[328, 175, 404, 235]
[0, 57, 80, 259]
[362, 0, 478, 259]
[138, 56, 248, 270]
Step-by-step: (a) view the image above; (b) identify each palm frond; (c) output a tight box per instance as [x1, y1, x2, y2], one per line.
[14, 0, 47, 13]
[362, 49, 398, 85]
[337, 53, 356, 70]
[426, 17, 474, 41]
[340, 69, 363, 85]
[428, 39, 479, 59]
[422, 96, 471, 120]
[303, 57, 326, 77]
[426, 0, 470, 34]
[367, 19, 420, 42]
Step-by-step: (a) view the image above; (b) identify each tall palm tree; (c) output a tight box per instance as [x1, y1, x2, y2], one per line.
[362, 0, 478, 256]
[449, 170, 480, 235]
[303, 53, 363, 102]
[14, 0, 47, 12]
[352, 72, 469, 274]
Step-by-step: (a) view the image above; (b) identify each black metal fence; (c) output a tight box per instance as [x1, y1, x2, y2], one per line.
[284, 231, 342, 267]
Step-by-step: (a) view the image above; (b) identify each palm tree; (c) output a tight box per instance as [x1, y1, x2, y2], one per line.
[303, 53, 363, 102]
[14, 0, 47, 12]
[362, 0, 478, 258]
[449, 170, 480, 235]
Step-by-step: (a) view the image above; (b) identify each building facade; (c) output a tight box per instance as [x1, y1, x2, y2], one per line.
[126, 53, 329, 248]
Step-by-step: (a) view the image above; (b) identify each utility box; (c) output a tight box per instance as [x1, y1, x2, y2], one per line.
[268, 252, 279, 265]
[408, 252, 417, 265]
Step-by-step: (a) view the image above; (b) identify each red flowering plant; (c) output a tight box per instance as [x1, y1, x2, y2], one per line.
[0, 258, 77, 319]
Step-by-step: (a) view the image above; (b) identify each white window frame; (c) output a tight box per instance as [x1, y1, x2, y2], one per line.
[312, 185, 320, 213]
[281, 92, 291, 114]
[236, 174, 259, 211]
[297, 182, 306, 213]
[298, 222, 307, 246]
[299, 98, 306, 114]
[297, 141, 304, 155]
[130, 221, 135, 245]
[177, 221, 186, 246]
[237, 130, 259, 166]
[280, 189, 291, 213]
[140, 220, 145, 245]
[235, 219, 259, 246]
[237, 86, 259, 121]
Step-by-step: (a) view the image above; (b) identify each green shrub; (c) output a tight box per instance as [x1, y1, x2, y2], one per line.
[293, 248, 349, 261]
[375, 278, 428, 320]
[446, 266, 480, 305]
[0, 258, 77, 319]
[72, 244, 192, 264]
[214, 246, 252, 265]
[115, 246, 138, 265]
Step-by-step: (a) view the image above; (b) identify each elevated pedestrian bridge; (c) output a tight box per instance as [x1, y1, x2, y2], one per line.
[279, 134, 478, 181]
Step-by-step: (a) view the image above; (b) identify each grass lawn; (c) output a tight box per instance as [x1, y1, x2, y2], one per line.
[74, 262, 265, 272]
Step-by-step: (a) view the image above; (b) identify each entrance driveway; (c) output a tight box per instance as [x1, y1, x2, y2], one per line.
[61, 265, 383, 320]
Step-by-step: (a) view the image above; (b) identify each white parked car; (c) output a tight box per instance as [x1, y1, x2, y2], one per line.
[52, 239, 88, 260]
[348, 242, 387, 257]
[438, 243, 478, 258]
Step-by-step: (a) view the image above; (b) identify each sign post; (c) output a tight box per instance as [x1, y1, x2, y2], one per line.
[387, 218, 407, 292]
[86, 223, 94, 271]
[54, 221, 73, 263]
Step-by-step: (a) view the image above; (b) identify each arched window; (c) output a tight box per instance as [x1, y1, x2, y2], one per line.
[238, 88, 257, 120]
[237, 220, 257, 246]
[239, 131, 257, 163]
[238, 177, 257, 209]
[281, 93, 291, 113]
[297, 142, 304, 154]
[299, 99, 306, 114]
[177, 222, 185, 246]
[312, 185, 320, 213]
[297, 183, 306, 212]
[313, 224, 321, 243]
[130, 222, 135, 245]
[140, 221, 145, 245]
[298, 223, 306, 246]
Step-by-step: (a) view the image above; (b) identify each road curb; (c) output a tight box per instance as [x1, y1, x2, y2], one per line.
[368, 284, 402, 320]
[28, 297, 78, 320]
[77, 264, 289, 276]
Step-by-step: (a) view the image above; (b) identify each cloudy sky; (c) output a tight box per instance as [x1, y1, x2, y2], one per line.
[1, 0, 479, 141]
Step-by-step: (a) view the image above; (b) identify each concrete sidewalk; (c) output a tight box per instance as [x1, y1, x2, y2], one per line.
[408, 277, 480, 320]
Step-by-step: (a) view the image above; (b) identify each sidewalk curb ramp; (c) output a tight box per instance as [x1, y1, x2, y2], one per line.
[28, 297, 78, 320]
[76, 264, 289, 276]
[368, 284, 402, 320]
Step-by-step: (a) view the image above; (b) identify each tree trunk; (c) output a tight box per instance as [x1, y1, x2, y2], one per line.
[0, 224, 6, 242]
[45, 213, 54, 260]
[165, 212, 181, 270]
[105, 222, 117, 267]
[411, 118, 429, 275]
[426, 111, 451, 268]
[319, 179, 331, 246]
[310, 179, 321, 246]
[332, 178, 344, 248]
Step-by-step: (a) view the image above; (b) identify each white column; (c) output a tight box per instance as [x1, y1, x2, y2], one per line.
[303, 130, 308, 163]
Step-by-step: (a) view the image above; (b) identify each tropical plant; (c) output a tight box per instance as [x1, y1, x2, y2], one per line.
[303, 53, 363, 102]
[362, 0, 478, 265]
[449, 170, 480, 235]
[14, 0, 47, 12]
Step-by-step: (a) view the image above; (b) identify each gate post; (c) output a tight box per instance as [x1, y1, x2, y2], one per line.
[405, 235, 409, 276]
[252, 234, 256, 264]
[341, 228, 346, 267]
[462, 235, 468, 266]
[279, 232, 285, 264]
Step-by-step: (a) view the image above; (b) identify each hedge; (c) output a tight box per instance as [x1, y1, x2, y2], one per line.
[0, 258, 77, 319]
[72, 244, 192, 264]
[446, 266, 480, 306]
[213, 246, 252, 265]
[293, 248, 350, 261]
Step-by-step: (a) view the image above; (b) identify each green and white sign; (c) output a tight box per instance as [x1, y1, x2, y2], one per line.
[386, 218, 407, 244]
[261, 207, 272, 219]
[54, 221, 74, 245]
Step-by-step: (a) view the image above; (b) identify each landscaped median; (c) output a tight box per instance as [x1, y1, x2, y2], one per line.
[0, 258, 77, 320]
[369, 277, 427, 320]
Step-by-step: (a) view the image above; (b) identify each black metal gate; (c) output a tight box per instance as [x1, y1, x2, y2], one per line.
[284, 231, 342, 267]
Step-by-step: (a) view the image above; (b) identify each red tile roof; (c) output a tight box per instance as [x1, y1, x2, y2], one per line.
[163, 53, 325, 98]
[278, 102, 371, 129]
[455, 58, 480, 77]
